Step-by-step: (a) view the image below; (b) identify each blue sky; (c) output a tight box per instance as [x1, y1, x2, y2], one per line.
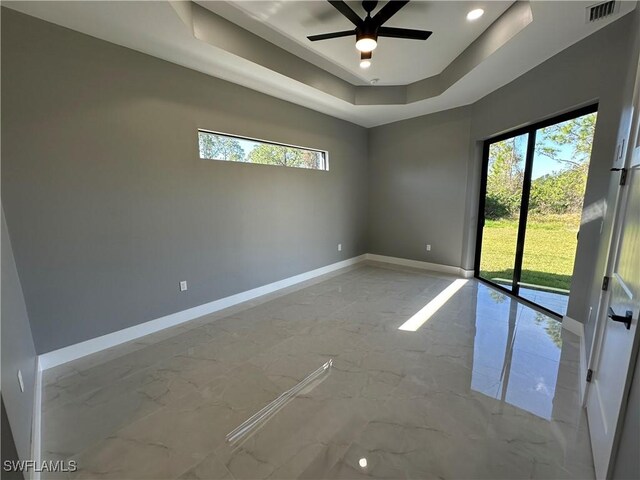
[504, 128, 584, 181]
[234, 137, 262, 159]
[532, 143, 575, 180]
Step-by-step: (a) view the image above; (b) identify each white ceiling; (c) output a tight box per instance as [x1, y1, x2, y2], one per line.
[198, 1, 513, 85]
[4, 1, 638, 128]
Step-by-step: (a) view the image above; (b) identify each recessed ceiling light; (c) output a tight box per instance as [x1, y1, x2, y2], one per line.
[360, 59, 371, 69]
[359, 458, 368, 468]
[467, 8, 484, 21]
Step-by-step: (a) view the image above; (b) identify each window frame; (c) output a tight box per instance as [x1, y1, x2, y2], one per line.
[473, 102, 599, 318]
[197, 129, 330, 171]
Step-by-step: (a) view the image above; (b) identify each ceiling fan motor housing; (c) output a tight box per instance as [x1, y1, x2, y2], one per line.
[362, 1, 379, 15]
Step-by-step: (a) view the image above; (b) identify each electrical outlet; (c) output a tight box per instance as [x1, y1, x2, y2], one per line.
[426, 244, 431, 252]
[179, 281, 188, 292]
[17, 370, 24, 393]
[338, 243, 342, 252]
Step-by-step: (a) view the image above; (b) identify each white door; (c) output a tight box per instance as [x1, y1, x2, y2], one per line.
[587, 53, 640, 480]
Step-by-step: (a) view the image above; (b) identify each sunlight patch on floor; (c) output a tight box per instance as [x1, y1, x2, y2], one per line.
[398, 279, 468, 332]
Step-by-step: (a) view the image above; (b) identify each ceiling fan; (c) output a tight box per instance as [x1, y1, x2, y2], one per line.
[307, 0, 432, 68]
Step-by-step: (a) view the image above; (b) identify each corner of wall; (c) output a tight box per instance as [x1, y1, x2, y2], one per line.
[1, 207, 39, 464]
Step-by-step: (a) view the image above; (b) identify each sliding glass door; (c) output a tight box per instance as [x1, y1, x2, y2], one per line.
[477, 133, 529, 292]
[475, 105, 598, 316]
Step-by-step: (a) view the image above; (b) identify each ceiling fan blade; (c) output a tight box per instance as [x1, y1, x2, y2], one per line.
[378, 26, 432, 40]
[307, 30, 356, 41]
[372, 0, 409, 27]
[328, 0, 363, 27]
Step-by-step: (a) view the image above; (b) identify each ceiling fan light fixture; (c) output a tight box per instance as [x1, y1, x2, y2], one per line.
[308, 1, 433, 60]
[466, 8, 484, 21]
[355, 34, 377, 52]
[360, 50, 372, 68]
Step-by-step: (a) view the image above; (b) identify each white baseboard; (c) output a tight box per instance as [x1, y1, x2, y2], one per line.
[30, 357, 43, 480]
[39, 255, 366, 370]
[563, 315, 588, 404]
[29, 251, 479, 476]
[366, 253, 473, 278]
[562, 315, 584, 336]
[579, 330, 587, 405]
[460, 269, 475, 279]
[38, 253, 473, 371]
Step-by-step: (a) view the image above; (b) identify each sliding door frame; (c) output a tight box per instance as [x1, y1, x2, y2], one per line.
[474, 103, 599, 317]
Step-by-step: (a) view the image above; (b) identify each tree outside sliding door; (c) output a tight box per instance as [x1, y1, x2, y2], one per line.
[475, 105, 598, 317]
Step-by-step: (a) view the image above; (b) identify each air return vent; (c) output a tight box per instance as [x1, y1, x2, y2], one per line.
[587, 1, 617, 22]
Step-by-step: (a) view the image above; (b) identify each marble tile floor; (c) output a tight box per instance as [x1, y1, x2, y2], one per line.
[42, 263, 593, 479]
[483, 281, 570, 317]
[519, 287, 570, 317]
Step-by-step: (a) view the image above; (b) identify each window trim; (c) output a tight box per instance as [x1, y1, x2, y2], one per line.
[197, 129, 329, 171]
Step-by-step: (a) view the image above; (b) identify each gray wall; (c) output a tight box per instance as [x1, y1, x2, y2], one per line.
[368, 107, 473, 269]
[471, 10, 639, 345]
[368, 12, 638, 339]
[581, 7, 640, 356]
[1, 209, 38, 463]
[1, 398, 25, 480]
[1, 8, 369, 354]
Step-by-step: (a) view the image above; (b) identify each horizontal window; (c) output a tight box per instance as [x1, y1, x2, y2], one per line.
[198, 130, 328, 171]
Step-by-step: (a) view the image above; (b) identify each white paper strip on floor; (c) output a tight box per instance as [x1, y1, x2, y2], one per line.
[226, 359, 333, 444]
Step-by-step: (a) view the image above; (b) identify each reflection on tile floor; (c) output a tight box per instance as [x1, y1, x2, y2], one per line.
[42, 263, 593, 479]
[519, 286, 570, 317]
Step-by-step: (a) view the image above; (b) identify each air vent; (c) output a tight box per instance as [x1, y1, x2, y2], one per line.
[587, 1, 617, 22]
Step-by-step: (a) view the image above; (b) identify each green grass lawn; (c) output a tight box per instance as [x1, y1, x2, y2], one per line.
[479, 214, 580, 291]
